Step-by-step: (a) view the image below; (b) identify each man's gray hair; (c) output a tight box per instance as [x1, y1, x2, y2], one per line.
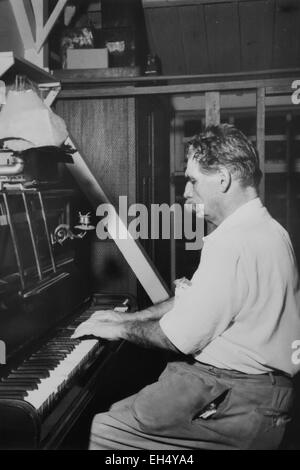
[187, 124, 262, 188]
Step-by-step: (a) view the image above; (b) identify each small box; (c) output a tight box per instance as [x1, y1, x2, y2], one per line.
[66, 48, 108, 69]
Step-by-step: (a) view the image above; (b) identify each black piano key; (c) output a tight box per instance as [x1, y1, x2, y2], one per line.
[27, 358, 60, 364]
[29, 354, 66, 360]
[7, 373, 42, 383]
[31, 348, 66, 354]
[37, 349, 70, 356]
[48, 344, 74, 352]
[26, 363, 59, 370]
[11, 370, 45, 376]
[16, 368, 50, 378]
[0, 385, 28, 391]
[1, 380, 38, 391]
[0, 391, 28, 399]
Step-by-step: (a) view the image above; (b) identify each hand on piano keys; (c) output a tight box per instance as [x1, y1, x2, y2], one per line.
[88, 309, 125, 322]
[0, 308, 121, 414]
[71, 315, 125, 341]
[71, 301, 130, 339]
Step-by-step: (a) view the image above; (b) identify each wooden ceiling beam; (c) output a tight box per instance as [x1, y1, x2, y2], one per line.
[142, 0, 268, 7]
[8, 0, 67, 68]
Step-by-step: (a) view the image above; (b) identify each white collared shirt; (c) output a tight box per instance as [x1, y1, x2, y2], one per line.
[160, 198, 300, 375]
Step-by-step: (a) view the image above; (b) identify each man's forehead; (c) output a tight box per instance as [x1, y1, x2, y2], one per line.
[185, 154, 200, 177]
[186, 144, 197, 159]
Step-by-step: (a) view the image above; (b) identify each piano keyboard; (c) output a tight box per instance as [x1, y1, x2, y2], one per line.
[0, 310, 101, 414]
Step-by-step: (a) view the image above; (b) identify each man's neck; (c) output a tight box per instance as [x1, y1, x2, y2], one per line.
[214, 186, 259, 227]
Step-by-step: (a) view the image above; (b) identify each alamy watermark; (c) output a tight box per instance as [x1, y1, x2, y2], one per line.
[95, 196, 204, 250]
[291, 340, 300, 365]
[0, 340, 6, 365]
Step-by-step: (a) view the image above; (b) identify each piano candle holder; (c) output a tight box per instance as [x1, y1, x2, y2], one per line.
[51, 212, 95, 245]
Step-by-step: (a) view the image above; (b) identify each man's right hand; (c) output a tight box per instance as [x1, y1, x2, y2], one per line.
[174, 277, 192, 298]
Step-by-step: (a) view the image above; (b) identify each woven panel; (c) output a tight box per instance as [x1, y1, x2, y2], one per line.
[56, 98, 136, 205]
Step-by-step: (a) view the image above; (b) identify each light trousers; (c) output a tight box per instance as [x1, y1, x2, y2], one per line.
[89, 360, 294, 450]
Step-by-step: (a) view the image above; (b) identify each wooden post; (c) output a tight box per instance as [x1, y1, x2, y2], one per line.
[205, 91, 220, 127]
[205, 91, 220, 234]
[286, 112, 292, 233]
[256, 87, 265, 202]
[170, 115, 176, 287]
[9, 0, 66, 68]
[35, 0, 68, 53]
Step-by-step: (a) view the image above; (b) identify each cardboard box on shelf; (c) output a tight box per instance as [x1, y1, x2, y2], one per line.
[66, 48, 108, 69]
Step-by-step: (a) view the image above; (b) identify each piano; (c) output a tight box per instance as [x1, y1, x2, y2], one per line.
[0, 145, 136, 449]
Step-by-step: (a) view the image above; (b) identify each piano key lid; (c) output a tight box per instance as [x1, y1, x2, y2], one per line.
[51, 212, 95, 245]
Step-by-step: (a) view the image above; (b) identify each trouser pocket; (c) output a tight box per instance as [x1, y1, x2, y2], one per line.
[131, 362, 231, 436]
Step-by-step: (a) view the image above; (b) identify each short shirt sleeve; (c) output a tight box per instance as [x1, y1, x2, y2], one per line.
[159, 237, 247, 355]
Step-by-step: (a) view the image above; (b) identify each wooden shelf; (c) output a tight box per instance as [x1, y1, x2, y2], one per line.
[0, 52, 59, 86]
[55, 67, 300, 99]
[0, 52, 61, 105]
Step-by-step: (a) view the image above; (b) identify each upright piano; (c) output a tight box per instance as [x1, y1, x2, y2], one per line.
[0, 145, 135, 449]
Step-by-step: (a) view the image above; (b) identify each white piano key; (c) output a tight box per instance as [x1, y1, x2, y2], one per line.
[24, 339, 98, 410]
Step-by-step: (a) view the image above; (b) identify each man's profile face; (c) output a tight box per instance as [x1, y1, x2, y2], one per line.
[184, 147, 219, 223]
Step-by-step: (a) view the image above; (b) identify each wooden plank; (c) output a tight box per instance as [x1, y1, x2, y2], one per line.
[142, 0, 268, 7]
[205, 91, 220, 235]
[54, 67, 300, 84]
[144, 7, 186, 75]
[31, 0, 44, 46]
[256, 87, 265, 201]
[204, 2, 241, 73]
[36, 0, 68, 53]
[285, 113, 292, 233]
[272, 0, 300, 68]
[239, 0, 275, 71]
[9, 0, 34, 49]
[170, 116, 177, 285]
[58, 77, 295, 98]
[0, 52, 14, 76]
[144, 5, 157, 57]
[205, 91, 220, 126]
[43, 88, 61, 107]
[178, 4, 209, 74]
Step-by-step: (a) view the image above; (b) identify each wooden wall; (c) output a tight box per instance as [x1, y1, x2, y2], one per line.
[143, 0, 300, 75]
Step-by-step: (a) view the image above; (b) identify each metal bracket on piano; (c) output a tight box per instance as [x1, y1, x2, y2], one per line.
[51, 213, 95, 245]
[20, 271, 70, 299]
[0, 181, 35, 192]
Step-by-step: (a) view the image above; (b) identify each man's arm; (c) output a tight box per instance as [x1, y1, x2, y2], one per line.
[89, 297, 175, 323]
[72, 315, 179, 353]
[131, 298, 174, 321]
[122, 319, 178, 351]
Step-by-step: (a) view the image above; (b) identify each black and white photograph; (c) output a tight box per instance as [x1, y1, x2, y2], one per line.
[0, 0, 300, 454]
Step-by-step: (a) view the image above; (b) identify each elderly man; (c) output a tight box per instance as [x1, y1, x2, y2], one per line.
[73, 124, 300, 450]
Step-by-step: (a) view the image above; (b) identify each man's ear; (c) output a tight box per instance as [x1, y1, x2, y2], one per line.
[219, 166, 231, 192]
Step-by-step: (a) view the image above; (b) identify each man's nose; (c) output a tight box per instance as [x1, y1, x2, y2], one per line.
[184, 181, 193, 199]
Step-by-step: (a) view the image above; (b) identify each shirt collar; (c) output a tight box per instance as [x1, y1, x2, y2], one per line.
[203, 197, 266, 243]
